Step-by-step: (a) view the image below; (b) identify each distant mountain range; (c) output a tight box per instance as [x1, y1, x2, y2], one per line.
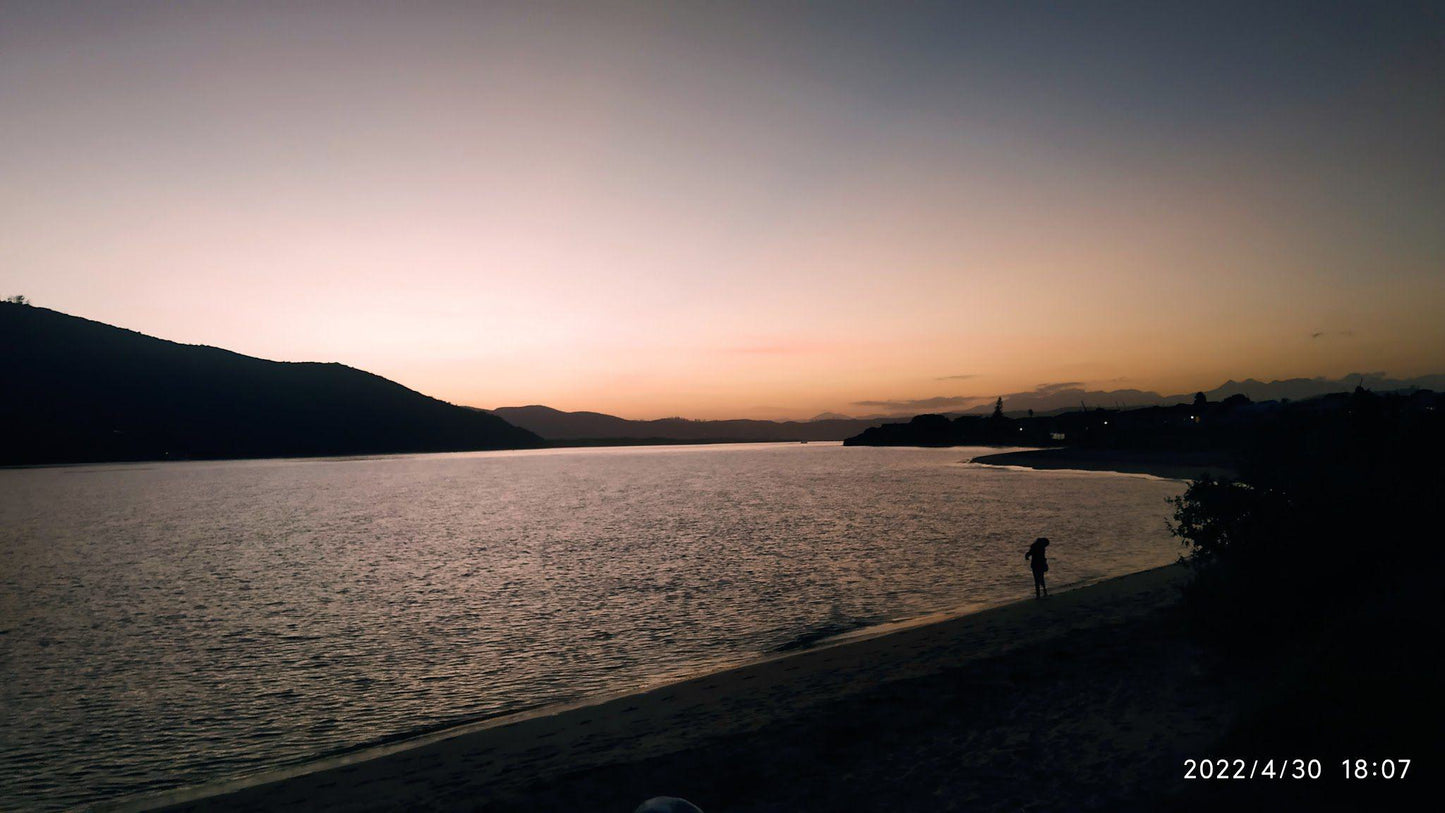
[488, 405, 885, 442]
[939, 375, 1445, 418]
[2, 304, 541, 465]
[499, 375, 1445, 442]
[1185, 374, 1445, 403]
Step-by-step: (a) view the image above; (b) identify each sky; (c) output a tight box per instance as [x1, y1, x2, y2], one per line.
[3, 1, 1442, 420]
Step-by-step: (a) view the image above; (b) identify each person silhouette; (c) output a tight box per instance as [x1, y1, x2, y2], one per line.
[1025, 537, 1050, 598]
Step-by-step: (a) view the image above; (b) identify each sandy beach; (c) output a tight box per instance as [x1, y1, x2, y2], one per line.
[114, 564, 1236, 812]
[971, 448, 1238, 481]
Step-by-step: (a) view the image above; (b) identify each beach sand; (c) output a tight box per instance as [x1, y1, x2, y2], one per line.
[971, 448, 1238, 481]
[119, 564, 1237, 812]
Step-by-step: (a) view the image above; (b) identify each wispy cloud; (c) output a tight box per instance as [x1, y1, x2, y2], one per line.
[1031, 381, 1085, 396]
[934, 373, 979, 381]
[851, 395, 983, 411]
[1341, 370, 1387, 381]
[851, 379, 1164, 417]
[1310, 330, 1355, 340]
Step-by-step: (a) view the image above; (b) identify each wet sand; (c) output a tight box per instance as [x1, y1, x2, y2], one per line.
[118, 564, 1236, 812]
[972, 448, 1237, 481]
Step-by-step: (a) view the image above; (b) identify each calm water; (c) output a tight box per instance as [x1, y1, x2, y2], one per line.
[0, 443, 1184, 810]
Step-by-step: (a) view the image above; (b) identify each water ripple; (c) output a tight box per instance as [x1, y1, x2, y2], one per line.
[0, 443, 1182, 810]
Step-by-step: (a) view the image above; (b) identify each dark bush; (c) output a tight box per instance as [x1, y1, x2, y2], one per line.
[1168, 390, 1444, 651]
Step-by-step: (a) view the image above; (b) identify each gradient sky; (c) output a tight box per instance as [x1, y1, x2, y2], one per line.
[3, 1, 1442, 419]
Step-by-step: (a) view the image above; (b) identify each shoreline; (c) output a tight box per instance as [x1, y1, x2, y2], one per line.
[971, 447, 1237, 481]
[116, 563, 1226, 812]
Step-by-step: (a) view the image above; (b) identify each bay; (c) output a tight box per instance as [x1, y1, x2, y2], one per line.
[0, 443, 1184, 810]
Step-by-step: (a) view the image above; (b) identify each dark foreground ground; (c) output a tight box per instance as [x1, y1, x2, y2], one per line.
[483, 598, 1230, 812]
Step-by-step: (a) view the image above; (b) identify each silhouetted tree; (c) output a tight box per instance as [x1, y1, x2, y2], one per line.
[1170, 391, 1443, 648]
[1193, 391, 1207, 409]
[4, 294, 28, 305]
[1169, 476, 1283, 570]
[1168, 392, 1443, 771]
[991, 397, 1004, 420]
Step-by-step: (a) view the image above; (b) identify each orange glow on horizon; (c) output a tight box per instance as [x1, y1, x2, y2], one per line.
[2, 3, 1441, 421]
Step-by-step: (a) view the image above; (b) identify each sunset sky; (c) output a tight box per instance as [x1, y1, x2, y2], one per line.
[3, 1, 1442, 420]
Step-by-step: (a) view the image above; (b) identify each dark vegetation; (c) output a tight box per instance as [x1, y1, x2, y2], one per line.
[1, 303, 542, 465]
[1166, 387, 1444, 805]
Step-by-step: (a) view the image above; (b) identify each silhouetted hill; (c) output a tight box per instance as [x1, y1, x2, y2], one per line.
[490, 405, 885, 442]
[1, 303, 542, 465]
[1183, 374, 1445, 404]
